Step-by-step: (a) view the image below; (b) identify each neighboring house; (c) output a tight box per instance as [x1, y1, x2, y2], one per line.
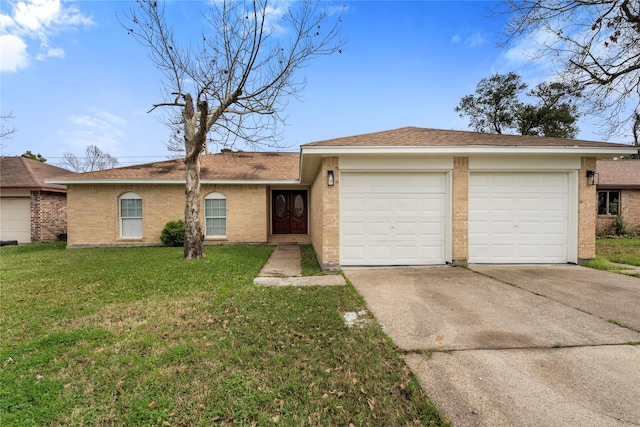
[0, 155, 72, 243]
[596, 159, 640, 235]
[47, 127, 636, 268]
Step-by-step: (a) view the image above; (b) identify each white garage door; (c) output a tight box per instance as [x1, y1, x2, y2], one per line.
[469, 172, 569, 263]
[341, 172, 446, 266]
[0, 198, 31, 243]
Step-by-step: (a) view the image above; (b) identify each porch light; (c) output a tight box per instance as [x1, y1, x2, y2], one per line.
[327, 170, 335, 187]
[586, 170, 599, 186]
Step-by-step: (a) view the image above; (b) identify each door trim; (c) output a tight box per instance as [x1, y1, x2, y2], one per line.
[270, 188, 309, 235]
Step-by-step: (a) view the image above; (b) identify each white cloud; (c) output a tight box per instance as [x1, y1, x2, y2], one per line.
[0, 0, 93, 72]
[0, 34, 29, 72]
[36, 45, 64, 61]
[465, 32, 485, 47]
[61, 110, 126, 153]
[451, 34, 461, 43]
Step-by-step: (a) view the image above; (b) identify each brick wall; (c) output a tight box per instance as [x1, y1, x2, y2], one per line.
[597, 189, 640, 235]
[578, 157, 597, 260]
[31, 191, 67, 242]
[66, 183, 267, 247]
[310, 157, 340, 270]
[452, 157, 469, 265]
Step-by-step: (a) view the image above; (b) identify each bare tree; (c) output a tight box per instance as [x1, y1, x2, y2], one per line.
[498, 0, 640, 140]
[60, 145, 119, 172]
[123, 0, 344, 259]
[1, 112, 17, 140]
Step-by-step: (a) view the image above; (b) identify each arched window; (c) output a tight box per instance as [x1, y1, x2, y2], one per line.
[204, 192, 226, 237]
[119, 192, 142, 238]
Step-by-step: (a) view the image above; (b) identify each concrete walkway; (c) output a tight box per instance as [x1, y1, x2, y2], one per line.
[253, 245, 346, 286]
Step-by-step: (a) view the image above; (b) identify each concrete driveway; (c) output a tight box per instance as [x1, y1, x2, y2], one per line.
[345, 265, 640, 426]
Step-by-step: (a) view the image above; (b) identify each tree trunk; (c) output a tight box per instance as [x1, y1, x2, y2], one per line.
[182, 94, 205, 260]
[184, 153, 204, 259]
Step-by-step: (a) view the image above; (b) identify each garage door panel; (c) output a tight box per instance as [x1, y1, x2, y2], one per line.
[469, 172, 569, 263]
[341, 172, 447, 266]
[0, 198, 31, 243]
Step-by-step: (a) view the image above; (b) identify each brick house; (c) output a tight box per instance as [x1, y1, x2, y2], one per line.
[48, 127, 636, 268]
[596, 159, 640, 235]
[0, 155, 72, 243]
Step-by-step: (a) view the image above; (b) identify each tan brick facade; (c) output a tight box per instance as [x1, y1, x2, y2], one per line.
[31, 191, 67, 242]
[578, 157, 597, 261]
[452, 157, 469, 265]
[597, 189, 640, 235]
[66, 184, 268, 247]
[310, 156, 340, 270]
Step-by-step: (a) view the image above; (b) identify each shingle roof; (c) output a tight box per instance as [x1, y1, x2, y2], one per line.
[53, 152, 300, 182]
[303, 126, 633, 148]
[0, 156, 71, 192]
[596, 159, 640, 189]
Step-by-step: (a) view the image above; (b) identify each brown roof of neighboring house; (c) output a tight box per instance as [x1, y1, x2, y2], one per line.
[52, 152, 300, 182]
[596, 159, 640, 189]
[0, 156, 71, 192]
[303, 126, 634, 148]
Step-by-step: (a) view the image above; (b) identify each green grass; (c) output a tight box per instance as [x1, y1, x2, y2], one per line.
[582, 256, 632, 271]
[596, 238, 640, 266]
[0, 243, 448, 426]
[300, 244, 326, 277]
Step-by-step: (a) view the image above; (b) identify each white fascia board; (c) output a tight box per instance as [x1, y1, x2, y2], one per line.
[45, 178, 301, 185]
[301, 145, 638, 156]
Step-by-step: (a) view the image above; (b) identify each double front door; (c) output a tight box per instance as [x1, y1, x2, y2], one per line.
[272, 190, 308, 234]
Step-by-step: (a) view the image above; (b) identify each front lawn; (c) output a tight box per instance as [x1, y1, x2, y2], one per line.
[596, 238, 640, 266]
[0, 243, 448, 426]
[583, 238, 640, 276]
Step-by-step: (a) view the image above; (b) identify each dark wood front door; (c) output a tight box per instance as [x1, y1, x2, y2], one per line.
[272, 190, 308, 234]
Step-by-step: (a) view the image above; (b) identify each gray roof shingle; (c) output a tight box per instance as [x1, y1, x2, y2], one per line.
[596, 159, 640, 189]
[303, 126, 633, 148]
[1, 156, 71, 192]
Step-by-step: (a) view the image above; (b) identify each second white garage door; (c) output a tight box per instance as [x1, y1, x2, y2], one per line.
[340, 172, 447, 266]
[469, 172, 570, 263]
[0, 198, 31, 243]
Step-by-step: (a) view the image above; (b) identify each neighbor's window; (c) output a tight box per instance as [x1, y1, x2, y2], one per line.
[119, 192, 143, 238]
[598, 190, 620, 215]
[205, 192, 226, 237]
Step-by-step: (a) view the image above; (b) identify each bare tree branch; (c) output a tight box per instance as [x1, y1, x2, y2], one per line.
[0, 112, 18, 140]
[123, 0, 344, 259]
[497, 0, 640, 140]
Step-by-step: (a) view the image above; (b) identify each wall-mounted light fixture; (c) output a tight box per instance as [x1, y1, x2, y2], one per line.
[327, 170, 334, 187]
[586, 170, 599, 186]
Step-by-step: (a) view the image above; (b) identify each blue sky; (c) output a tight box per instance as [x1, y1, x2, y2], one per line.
[0, 0, 631, 167]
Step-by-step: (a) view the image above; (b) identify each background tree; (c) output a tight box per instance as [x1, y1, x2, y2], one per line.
[23, 151, 46, 162]
[497, 0, 640, 141]
[60, 145, 119, 172]
[455, 72, 526, 134]
[124, 0, 344, 259]
[1, 113, 17, 140]
[455, 72, 581, 138]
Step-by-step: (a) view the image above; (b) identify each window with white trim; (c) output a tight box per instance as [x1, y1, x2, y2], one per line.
[205, 192, 226, 237]
[119, 192, 143, 238]
[597, 190, 620, 215]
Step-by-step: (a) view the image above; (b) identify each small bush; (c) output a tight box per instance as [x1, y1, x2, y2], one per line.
[612, 214, 628, 236]
[160, 220, 185, 247]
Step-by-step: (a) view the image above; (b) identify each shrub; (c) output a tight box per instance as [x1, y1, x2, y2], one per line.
[612, 214, 628, 236]
[161, 220, 185, 247]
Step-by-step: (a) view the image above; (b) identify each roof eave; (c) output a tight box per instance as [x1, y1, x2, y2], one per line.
[300, 145, 637, 156]
[45, 178, 300, 185]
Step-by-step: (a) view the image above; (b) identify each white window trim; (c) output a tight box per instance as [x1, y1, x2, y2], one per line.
[204, 192, 227, 238]
[119, 192, 143, 239]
